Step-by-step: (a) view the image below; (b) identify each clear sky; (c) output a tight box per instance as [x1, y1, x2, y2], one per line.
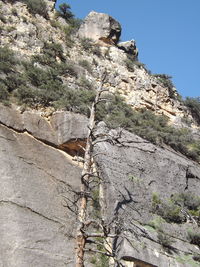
[55, 0, 200, 98]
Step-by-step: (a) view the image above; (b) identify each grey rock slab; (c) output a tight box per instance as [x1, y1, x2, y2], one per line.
[0, 124, 81, 266]
[0, 104, 24, 131]
[0, 105, 88, 146]
[50, 111, 88, 145]
[94, 128, 200, 266]
[23, 111, 57, 144]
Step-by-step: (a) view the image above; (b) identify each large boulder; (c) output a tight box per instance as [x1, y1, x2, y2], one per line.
[78, 11, 121, 44]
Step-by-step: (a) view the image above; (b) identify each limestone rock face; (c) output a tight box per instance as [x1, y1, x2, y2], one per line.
[0, 0, 64, 58]
[78, 11, 121, 44]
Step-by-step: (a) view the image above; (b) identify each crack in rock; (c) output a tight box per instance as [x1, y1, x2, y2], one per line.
[0, 200, 65, 226]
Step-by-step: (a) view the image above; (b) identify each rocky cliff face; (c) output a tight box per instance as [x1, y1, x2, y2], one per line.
[0, 0, 196, 125]
[0, 1, 200, 267]
[0, 104, 199, 267]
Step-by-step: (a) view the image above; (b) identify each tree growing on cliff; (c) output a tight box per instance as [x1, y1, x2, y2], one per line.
[56, 3, 74, 21]
[75, 72, 121, 267]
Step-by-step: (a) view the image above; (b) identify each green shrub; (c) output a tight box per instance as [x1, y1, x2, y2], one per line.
[184, 97, 200, 124]
[80, 38, 102, 56]
[80, 38, 93, 51]
[6, 26, 16, 32]
[0, 13, 6, 23]
[172, 192, 200, 211]
[55, 89, 95, 116]
[22, 0, 48, 18]
[0, 46, 16, 74]
[151, 193, 185, 223]
[14, 64, 65, 106]
[11, 8, 18, 16]
[55, 61, 78, 77]
[155, 200, 185, 224]
[152, 74, 176, 98]
[14, 86, 37, 106]
[32, 42, 65, 66]
[56, 3, 74, 21]
[62, 25, 75, 47]
[92, 188, 101, 219]
[79, 60, 92, 73]
[152, 193, 162, 210]
[0, 82, 9, 101]
[78, 77, 92, 90]
[50, 19, 60, 28]
[193, 254, 200, 262]
[16, 82, 64, 107]
[147, 216, 165, 230]
[187, 229, 200, 247]
[151, 192, 200, 224]
[2, 72, 26, 92]
[96, 94, 200, 161]
[157, 230, 173, 248]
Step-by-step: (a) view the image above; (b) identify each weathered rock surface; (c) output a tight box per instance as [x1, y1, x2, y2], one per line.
[94, 126, 200, 267]
[0, 105, 200, 266]
[78, 11, 121, 44]
[0, 104, 88, 147]
[0, 124, 81, 267]
[0, 0, 64, 58]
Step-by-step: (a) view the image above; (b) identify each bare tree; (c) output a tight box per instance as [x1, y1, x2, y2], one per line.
[75, 72, 110, 267]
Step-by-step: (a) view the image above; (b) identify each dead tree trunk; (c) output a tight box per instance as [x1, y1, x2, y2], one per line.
[75, 79, 106, 267]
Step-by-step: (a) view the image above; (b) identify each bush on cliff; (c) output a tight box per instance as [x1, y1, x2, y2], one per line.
[184, 97, 200, 125]
[151, 192, 200, 224]
[23, 0, 47, 17]
[56, 3, 74, 21]
[0, 82, 9, 102]
[0, 46, 16, 74]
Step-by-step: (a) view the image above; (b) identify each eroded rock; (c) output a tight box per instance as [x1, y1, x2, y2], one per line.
[118, 39, 138, 59]
[78, 11, 121, 44]
[94, 126, 200, 266]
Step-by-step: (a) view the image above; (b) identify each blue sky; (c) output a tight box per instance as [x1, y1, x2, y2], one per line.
[56, 0, 200, 98]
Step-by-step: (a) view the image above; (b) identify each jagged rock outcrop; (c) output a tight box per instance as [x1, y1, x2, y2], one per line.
[78, 11, 121, 45]
[118, 40, 138, 58]
[0, 0, 196, 125]
[0, 0, 64, 57]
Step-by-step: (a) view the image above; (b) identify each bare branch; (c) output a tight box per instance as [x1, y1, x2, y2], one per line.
[84, 248, 113, 257]
[85, 233, 117, 238]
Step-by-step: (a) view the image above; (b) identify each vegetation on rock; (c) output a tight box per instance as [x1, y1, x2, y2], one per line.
[151, 192, 200, 224]
[7, 0, 48, 17]
[184, 97, 200, 125]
